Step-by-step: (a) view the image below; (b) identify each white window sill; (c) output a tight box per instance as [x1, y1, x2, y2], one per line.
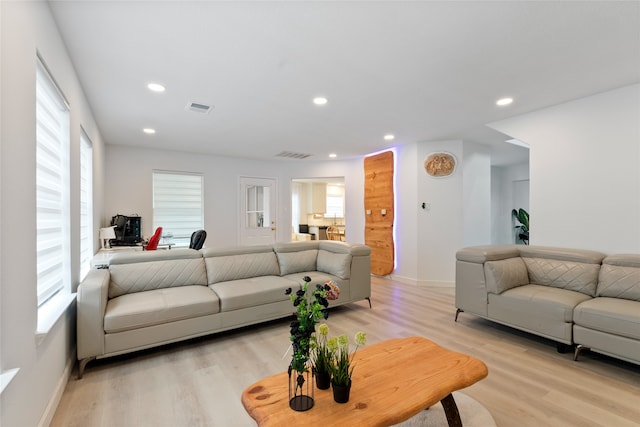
[0, 368, 20, 395]
[36, 292, 76, 346]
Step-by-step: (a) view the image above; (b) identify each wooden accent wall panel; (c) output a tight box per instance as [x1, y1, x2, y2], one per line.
[364, 151, 394, 276]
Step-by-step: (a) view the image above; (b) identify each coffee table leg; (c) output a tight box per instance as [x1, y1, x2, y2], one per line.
[441, 393, 462, 427]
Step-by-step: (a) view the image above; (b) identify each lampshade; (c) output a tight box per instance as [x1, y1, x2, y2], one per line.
[99, 226, 117, 249]
[99, 226, 116, 239]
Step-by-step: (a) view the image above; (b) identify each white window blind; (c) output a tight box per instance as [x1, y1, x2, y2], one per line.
[325, 184, 345, 219]
[36, 58, 70, 306]
[79, 130, 93, 280]
[152, 171, 204, 247]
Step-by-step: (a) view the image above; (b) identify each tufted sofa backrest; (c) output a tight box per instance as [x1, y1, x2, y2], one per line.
[519, 246, 606, 297]
[108, 249, 207, 298]
[203, 245, 280, 284]
[597, 254, 640, 301]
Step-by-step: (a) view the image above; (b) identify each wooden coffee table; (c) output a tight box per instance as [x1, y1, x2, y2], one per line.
[242, 336, 488, 427]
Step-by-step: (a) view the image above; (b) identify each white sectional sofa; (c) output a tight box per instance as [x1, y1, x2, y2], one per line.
[77, 240, 371, 378]
[455, 245, 640, 365]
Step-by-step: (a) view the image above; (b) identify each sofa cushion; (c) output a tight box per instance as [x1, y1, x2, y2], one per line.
[104, 285, 219, 333]
[276, 250, 318, 276]
[597, 257, 640, 301]
[484, 257, 529, 294]
[204, 249, 280, 284]
[521, 257, 600, 297]
[109, 257, 207, 298]
[574, 297, 640, 341]
[490, 284, 592, 323]
[210, 276, 299, 312]
[317, 250, 351, 279]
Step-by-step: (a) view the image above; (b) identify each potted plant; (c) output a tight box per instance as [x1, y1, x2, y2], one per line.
[327, 331, 367, 403]
[285, 277, 339, 410]
[310, 323, 334, 389]
[512, 208, 530, 245]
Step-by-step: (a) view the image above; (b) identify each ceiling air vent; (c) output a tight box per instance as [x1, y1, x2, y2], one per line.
[186, 102, 213, 114]
[276, 151, 313, 159]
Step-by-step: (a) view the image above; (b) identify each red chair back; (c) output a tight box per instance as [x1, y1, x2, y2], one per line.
[146, 227, 163, 250]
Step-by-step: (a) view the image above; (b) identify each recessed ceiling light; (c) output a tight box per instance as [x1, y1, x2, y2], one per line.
[329, 153, 337, 158]
[384, 134, 395, 141]
[143, 128, 156, 134]
[496, 97, 513, 106]
[147, 83, 165, 92]
[313, 97, 328, 105]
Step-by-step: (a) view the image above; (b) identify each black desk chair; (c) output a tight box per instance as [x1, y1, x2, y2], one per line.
[189, 230, 207, 250]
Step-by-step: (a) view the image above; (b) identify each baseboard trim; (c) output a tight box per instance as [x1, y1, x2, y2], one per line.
[38, 347, 76, 427]
[416, 280, 455, 288]
[388, 275, 454, 288]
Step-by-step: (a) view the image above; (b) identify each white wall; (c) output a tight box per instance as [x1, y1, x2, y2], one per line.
[491, 162, 530, 244]
[105, 145, 365, 247]
[490, 84, 640, 253]
[392, 145, 419, 283]
[415, 140, 464, 285]
[393, 140, 492, 286]
[1, 2, 106, 426]
[462, 142, 492, 247]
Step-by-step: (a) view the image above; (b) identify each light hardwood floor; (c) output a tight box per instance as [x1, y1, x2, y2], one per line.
[51, 277, 640, 427]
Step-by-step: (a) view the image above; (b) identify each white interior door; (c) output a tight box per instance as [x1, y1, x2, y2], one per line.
[239, 177, 277, 246]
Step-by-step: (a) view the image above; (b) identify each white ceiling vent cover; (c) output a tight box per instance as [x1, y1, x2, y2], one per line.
[276, 151, 313, 159]
[186, 102, 213, 114]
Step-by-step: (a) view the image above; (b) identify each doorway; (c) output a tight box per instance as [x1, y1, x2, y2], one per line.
[291, 177, 345, 241]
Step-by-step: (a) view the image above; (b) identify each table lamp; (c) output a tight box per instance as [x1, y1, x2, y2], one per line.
[99, 226, 116, 249]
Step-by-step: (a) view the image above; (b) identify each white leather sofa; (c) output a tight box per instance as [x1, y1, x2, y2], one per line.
[455, 245, 640, 365]
[77, 240, 371, 378]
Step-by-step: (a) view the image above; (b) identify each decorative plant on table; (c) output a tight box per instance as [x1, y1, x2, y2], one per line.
[327, 331, 367, 403]
[310, 323, 334, 390]
[285, 277, 339, 411]
[511, 208, 530, 245]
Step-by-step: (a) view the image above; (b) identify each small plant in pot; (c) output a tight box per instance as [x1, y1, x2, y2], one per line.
[310, 323, 334, 390]
[327, 331, 367, 403]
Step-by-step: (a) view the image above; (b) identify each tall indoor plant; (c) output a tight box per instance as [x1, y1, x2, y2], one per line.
[512, 208, 530, 245]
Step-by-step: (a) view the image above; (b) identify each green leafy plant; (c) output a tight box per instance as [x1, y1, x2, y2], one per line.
[327, 331, 367, 387]
[310, 323, 334, 375]
[511, 208, 530, 245]
[285, 277, 338, 373]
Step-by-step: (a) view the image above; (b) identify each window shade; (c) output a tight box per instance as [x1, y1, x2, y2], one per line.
[325, 184, 344, 219]
[79, 131, 93, 280]
[152, 171, 204, 246]
[36, 58, 70, 306]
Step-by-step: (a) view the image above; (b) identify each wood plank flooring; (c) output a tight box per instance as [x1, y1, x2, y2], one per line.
[51, 277, 640, 427]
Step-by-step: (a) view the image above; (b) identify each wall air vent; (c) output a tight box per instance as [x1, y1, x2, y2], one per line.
[186, 102, 213, 114]
[275, 151, 313, 159]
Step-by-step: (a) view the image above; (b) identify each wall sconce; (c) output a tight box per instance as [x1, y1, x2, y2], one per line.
[99, 226, 116, 249]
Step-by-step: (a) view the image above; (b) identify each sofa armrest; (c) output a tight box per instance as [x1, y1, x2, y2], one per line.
[455, 245, 522, 317]
[77, 268, 110, 360]
[456, 245, 520, 264]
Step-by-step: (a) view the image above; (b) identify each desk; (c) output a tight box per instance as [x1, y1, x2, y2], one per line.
[242, 336, 488, 427]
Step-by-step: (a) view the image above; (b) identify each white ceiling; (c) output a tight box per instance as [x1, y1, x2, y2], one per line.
[49, 1, 640, 166]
